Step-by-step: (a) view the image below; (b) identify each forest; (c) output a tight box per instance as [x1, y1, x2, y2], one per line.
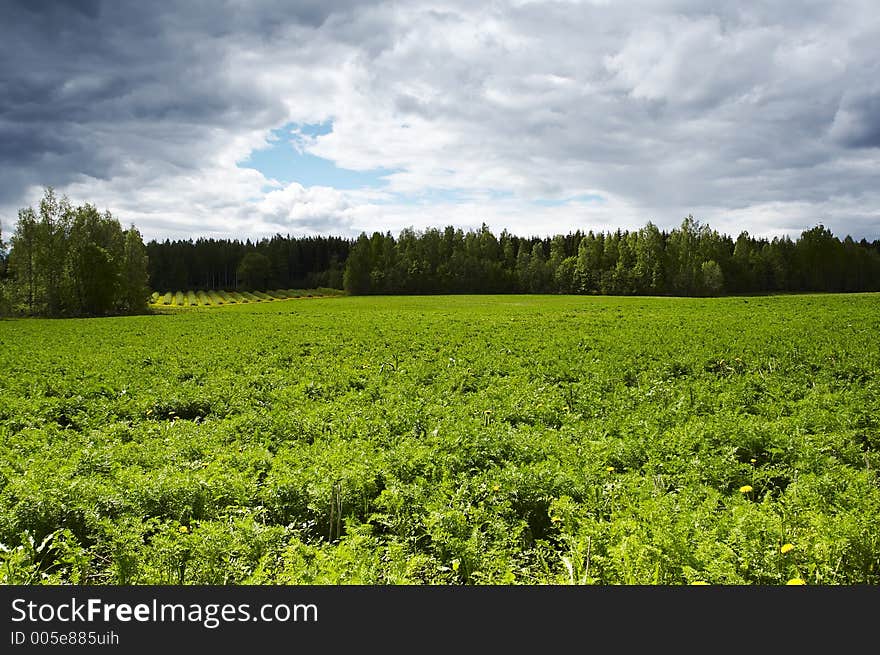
[138, 216, 880, 298]
[145, 234, 350, 293]
[341, 218, 880, 296]
[3, 189, 880, 317]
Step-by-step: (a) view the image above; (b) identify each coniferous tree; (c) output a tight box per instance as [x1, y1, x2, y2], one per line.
[236, 251, 271, 291]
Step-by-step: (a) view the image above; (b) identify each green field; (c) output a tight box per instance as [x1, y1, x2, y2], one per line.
[1, 294, 878, 584]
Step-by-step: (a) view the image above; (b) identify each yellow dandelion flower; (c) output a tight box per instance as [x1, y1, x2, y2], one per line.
[739, 485, 753, 493]
[179, 525, 189, 533]
[780, 543, 795, 554]
[551, 516, 563, 523]
[750, 458, 757, 464]
[690, 581, 710, 585]
[786, 577, 806, 585]
[606, 466, 616, 473]
[451, 559, 460, 572]
[492, 484, 500, 492]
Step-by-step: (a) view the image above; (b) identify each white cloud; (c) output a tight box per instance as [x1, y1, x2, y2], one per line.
[2, 0, 880, 241]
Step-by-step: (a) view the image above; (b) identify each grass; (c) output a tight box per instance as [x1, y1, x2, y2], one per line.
[0, 293, 878, 585]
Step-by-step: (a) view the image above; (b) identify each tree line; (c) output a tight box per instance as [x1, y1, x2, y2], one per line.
[0, 189, 150, 317]
[343, 217, 880, 296]
[2, 190, 878, 315]
[146, 234, 349, 292]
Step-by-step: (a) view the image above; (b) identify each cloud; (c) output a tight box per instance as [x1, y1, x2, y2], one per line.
[2, 0, 880, 241]
[830, 89, 880, 149]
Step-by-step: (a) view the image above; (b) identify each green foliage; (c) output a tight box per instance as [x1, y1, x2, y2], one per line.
[147, 234, 350, 293]
[343, 234, 371, 294]
[701, 260, 724, 296]
[5, 189, 150, 317]
[1, 529, 89, 584]
[121, 226, 150, 313]
[1, 293, 878, 585]
[340, 218, 880, 296]
[236, 252, 271, 291]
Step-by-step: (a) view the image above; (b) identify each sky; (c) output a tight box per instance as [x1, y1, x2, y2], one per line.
[2, 0, 880, 243]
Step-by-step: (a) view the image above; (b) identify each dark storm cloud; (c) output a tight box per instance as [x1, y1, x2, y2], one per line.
[0, 0, 373, 207]
[2, 0, 880, 240]
[831, 90, 880, 149]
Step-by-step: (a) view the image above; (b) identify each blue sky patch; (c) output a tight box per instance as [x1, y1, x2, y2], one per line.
[239, 122, 393, 189]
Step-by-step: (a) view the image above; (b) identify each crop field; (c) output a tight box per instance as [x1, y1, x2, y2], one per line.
[1, 294, 878, 585]
[149, 288, 342, 308]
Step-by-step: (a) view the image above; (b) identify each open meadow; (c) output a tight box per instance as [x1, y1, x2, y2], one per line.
[1, 293, 878, 584]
